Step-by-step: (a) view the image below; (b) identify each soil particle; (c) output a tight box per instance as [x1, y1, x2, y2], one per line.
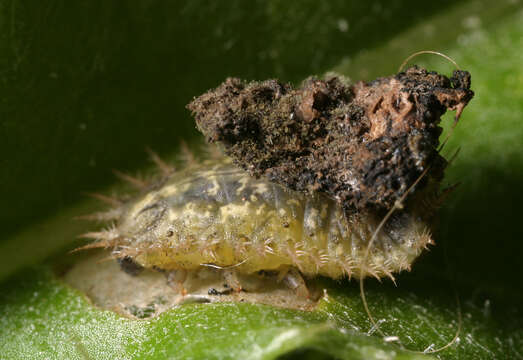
[187, 66, 473, 211]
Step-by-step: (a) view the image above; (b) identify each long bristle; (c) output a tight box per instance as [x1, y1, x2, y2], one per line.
[202, 143, 223, 160]
[381, 268, 397, 284]
[179, 140, 197, 165]
[73, 225, 122, 253]
[78, 226, 120, 241]
[366, 266, 382, 281]
[113, 170, 148, 190]
[70, 240, 114, 253]
[74, 208, 122, 222]
[146, 147, 175, 176]
[86, 192, 123, 206]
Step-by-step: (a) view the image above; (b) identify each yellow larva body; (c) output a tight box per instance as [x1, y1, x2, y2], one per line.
[93, 157, 433, 279]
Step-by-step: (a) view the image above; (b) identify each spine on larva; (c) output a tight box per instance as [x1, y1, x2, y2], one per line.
[89, 157, 434, 280]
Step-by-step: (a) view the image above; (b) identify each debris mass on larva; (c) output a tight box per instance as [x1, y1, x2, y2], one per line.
[188, 66, 473, 212]
[80, 66, 473, 294]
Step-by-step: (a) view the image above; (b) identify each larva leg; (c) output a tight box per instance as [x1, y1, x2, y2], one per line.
[167, 269, 188, 296]
[222, 270, 242, 292]
[281, 268, 309, 299]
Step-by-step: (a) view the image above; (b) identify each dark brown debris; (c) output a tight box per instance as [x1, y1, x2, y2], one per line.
[187, 67, 473, 212]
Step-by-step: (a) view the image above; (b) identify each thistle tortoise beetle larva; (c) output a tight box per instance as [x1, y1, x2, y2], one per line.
[80, 66, 473, 297]
[83, 157, 433, 279]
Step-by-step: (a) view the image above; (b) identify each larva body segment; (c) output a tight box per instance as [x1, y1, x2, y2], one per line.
[100, 157, 433, 279]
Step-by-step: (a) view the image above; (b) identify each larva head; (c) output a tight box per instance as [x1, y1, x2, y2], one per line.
[106, 198, 173, 259]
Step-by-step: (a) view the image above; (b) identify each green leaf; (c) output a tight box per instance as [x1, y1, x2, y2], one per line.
[1, 0, 523, 359]
[0, 270, 435, 359]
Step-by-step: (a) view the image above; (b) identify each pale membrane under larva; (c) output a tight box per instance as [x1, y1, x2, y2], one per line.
[87, 157, 434, 280]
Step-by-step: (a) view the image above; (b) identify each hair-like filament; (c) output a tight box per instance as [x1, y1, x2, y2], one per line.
[360, 50, 464, 354]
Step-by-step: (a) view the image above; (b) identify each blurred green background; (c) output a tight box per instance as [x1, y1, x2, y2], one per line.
[1, 0, 461, 239]
[1, 0, 522, 359]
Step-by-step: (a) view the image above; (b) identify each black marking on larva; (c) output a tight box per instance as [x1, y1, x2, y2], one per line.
[134, 201, 167, 232]
[117, 256, 144, 276]
[384, 212, 410, 244]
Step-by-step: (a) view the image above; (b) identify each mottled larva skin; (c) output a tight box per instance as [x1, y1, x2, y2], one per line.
[94, 157, 434, 280]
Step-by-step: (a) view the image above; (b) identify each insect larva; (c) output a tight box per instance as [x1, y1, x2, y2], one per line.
[75, 54, 475, 356]
[80, 64, 473, 299]
[81, 156, 435, 282]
